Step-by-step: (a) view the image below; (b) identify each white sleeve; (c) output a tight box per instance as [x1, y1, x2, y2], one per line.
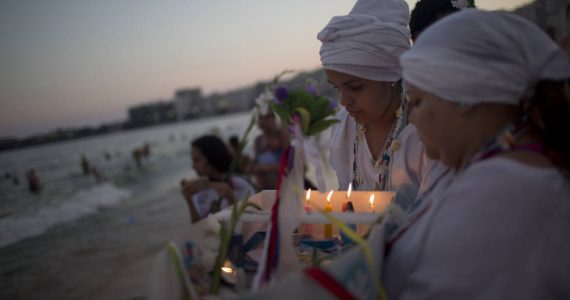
[401, 161, 570, 300]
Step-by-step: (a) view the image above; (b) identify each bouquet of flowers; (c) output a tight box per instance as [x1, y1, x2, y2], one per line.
[270, 84, 338, 137]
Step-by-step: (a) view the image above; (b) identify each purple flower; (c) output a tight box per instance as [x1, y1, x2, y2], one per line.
[274, 86, 289, 103]
[305, 85, 318, 96]
[291, 112, 302, 124]
[327, 97, 339, 111]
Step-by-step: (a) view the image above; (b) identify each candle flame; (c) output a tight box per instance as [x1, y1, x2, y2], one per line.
[347, 182, 352, 199]
[221, 266, 234, 273]
[306, 188, 311, 203]
[326, 190, 334, 203]
[369, 194, 375, 208]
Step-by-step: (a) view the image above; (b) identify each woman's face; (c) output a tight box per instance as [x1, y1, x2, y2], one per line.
[406, 83, 464, 167]
[326, 69, 395, 125]
[191, 146, 212, 177]
[257, 112, 276, 132]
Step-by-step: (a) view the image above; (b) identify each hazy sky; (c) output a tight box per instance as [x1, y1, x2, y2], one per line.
[0, 0, 531, 138]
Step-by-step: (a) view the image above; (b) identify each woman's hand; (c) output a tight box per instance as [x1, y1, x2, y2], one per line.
[180, 178, 211, 222]
[209, 181, 235, 204]
[180, 178, 235, 204]
[180, 178, 210, 202]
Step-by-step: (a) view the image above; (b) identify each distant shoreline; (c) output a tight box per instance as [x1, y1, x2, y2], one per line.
[0, 110, 251, 153]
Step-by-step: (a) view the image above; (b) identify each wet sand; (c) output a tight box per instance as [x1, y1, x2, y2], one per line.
[0, 185, 196, 300]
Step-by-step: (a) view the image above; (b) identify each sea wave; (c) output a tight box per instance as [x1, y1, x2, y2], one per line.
[0, 183, 132, 248]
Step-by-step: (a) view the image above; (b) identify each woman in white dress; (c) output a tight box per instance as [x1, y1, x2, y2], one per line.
[383, 10, 570, 299]
[237, 9, 570, 300]
[319, 0, 441, 196]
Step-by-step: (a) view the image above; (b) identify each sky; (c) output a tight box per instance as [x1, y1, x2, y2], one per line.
[0, 0, 532, 138]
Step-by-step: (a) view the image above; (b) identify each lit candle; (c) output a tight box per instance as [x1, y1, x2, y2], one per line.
[369, 194, 375, 212]
[343, 183, 352, 212]
[220, 259, 237, 285]
[324, 190, 334, 238]
[304, 189, 313, 235]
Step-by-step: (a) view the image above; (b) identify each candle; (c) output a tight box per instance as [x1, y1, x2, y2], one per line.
[304, 189, 313, 235]
[343, 182, 352, 211]
[324, 190, 334, 238]
[369, 194, 375, 212]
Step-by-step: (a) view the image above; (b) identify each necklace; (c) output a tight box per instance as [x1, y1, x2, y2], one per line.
[352, 95, 409, 191]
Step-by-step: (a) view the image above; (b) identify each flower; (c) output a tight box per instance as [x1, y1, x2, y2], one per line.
[199, 215, 222, 272]
[274, 86, 289, 103]
[305, 85, 318, 96]
[205, 214, 221, 234]
[269, 82, 339, 137]
[327, 96, 338, 112]
[254, 90, 274, 116]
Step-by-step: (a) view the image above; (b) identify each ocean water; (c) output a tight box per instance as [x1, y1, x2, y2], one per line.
[0, 112, 252, 248]
[0, 112, 253, 299]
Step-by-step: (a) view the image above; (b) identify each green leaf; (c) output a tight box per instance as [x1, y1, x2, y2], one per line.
[306, 118, 339, 136]
[288, 90, 313, 110]
[308, 97, 332, 122]
[293, 107, 311, 134]
[269, 102, 290, 126]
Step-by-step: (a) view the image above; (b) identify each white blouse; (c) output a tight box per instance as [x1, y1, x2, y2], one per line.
[329, 108, 444, 196]
[383, 158, 570, 299]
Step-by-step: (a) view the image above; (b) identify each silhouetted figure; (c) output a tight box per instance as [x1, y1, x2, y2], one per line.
[104, 152, 112, 161]
[132, 149, 143, 168]
[142, 143, 151, 157]
[26, 169, 41, 193]
[91, 167, 104, 184]
[81, 154, 91, 175]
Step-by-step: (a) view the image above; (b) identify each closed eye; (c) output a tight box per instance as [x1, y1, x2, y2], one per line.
[348, 84, 363, 92]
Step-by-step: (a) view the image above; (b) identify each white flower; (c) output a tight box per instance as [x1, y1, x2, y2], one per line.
[254, 90, 274, 117]
[205, 214, 221, 234]
[450, 0, 469, 9]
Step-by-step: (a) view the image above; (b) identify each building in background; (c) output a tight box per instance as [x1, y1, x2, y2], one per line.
[173, 88, 203, 121]
[127, 101, 177, 128]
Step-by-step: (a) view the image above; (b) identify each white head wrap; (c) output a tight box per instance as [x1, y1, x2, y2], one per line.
[317, 0, 411, 82]
[401, 9, 570, 105]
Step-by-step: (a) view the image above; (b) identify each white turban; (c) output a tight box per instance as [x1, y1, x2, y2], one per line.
[401, 9, 570, 105]
[317, 0, 411, 82]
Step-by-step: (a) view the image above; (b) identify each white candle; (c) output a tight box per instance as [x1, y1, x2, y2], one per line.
[324, 190, 334, 238]
[304, 189, 313, 234]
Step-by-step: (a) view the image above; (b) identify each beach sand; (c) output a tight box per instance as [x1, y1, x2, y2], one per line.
[0, 185, 197, 300]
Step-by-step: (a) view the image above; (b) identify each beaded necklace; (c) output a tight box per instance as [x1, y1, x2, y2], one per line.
[352, 95, 409, 191]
